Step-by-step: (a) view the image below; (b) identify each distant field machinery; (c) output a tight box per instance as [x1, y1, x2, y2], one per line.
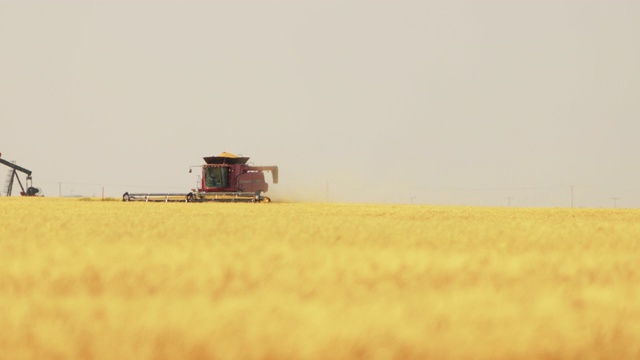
[123, 152, 278, 203]
[0, 152, 41, 197]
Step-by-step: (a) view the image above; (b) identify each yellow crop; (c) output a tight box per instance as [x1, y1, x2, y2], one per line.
[1, 197, 640, 359]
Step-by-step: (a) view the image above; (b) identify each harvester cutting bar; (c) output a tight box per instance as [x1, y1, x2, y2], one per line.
[122, 192, 191, 202]
[193, 191, 267, 203]
[122, 191, 270, 203]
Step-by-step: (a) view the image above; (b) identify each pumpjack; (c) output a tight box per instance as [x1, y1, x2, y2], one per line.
[123, 152, 278, 203]
[0, 152, 41, 196]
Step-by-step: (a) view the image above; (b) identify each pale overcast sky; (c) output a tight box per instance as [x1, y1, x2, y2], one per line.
[1, 0, 639, 207]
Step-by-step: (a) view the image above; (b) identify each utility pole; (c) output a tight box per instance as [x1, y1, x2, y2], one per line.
[326, 181, 329, 202]
[612, 197, 619, 208]
[506, 196, 513, 207]
[570, 185, 574, 208]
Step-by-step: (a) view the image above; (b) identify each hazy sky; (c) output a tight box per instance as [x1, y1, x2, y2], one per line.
[1, 0, 639, 207]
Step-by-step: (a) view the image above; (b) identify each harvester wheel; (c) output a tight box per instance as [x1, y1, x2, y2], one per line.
[186, 192, 194, 202]
[123, 192, 130, 202]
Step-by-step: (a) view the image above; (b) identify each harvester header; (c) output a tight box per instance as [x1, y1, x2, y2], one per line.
[123, 152, 278, 203]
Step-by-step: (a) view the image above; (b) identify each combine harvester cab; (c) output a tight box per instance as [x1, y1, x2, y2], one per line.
[123, 152, 278, 203]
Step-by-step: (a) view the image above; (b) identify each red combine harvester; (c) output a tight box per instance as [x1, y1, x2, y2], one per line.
[122, 152, 278, 203]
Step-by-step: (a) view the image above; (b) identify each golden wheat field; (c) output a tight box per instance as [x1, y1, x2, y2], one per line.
[1, 197, 640, 360]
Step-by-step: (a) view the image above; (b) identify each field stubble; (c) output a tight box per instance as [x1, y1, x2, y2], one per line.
[1, 197, 639, 359]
